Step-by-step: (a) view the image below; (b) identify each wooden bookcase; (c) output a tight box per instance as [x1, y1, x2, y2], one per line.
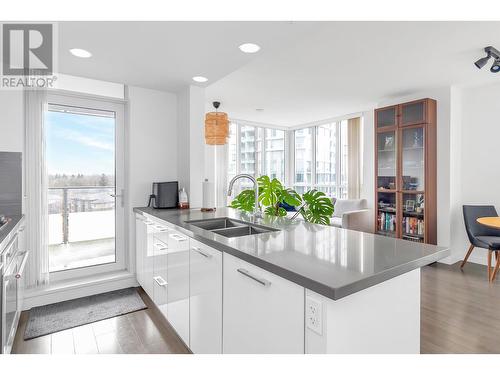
[374, 98, 437, 244]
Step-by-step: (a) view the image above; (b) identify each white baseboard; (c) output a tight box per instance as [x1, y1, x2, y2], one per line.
[468, 253, 489, 266]
[437, 254, 460, 265]
[23, 271, 139, 310]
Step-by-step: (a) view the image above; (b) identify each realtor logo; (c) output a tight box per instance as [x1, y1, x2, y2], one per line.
[1, 23, 57, 89]
[2, 23, 53, 75]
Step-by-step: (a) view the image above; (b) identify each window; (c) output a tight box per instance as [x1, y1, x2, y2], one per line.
[45, 93, 125, 280]
[227, 121, 286, 195]
[293, 121, 349, 198]
[226, 117, 357, 200]
[293, 128, 313, 194]
[264, 128, 285, 180]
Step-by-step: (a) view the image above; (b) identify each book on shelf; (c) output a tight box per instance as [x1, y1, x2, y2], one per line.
[378, 211, 396, 232]
[403, 216, 424, 236]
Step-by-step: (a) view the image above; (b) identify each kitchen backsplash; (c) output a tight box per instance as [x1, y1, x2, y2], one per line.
[0, 151, 22, 216]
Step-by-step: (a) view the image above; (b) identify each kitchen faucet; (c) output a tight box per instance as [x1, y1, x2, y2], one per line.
[227, 174, 261, 218]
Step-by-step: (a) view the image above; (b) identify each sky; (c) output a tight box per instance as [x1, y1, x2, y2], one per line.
[45, 110, 115, 175]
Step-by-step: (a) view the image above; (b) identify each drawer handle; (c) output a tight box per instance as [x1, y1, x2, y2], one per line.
[170, 233, 187, 242]
[237, 268, 271, 287]
[191, 247, 212, 258]
[153, 276, 168, 287]
[154, 242, 168, 251]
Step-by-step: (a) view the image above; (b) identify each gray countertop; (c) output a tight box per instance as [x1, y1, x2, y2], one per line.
[0, 214, 24, 254]
[134, 207, 449, 300]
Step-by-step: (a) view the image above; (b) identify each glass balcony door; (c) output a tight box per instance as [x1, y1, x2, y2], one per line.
[45, 93, 125, 279]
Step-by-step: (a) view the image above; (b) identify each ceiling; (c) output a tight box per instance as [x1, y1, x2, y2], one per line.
[57, 21, 319, 92]
[206, 22, 500, 126]
[58, 22, 500, 127]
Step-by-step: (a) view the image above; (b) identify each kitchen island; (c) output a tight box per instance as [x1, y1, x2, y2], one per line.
[133, 207, 449, 354]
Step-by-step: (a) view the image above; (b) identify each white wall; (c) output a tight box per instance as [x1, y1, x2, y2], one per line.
[0, 90, 24, 152]
[177, 85, 206, 208]
[126, 85, 178, 270]
[449, 82, 500, 265]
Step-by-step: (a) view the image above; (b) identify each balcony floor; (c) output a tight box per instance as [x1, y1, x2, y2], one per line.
[49, 238, 115, 272]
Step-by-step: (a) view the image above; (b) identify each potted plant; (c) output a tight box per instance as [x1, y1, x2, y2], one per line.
[230, 175, 334, 225]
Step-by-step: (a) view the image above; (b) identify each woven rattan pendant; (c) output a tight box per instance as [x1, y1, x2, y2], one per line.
[205, 101, 229, 145]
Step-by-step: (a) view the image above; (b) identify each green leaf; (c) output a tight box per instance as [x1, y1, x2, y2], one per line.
[281, 188, 302, 207]
[264, 206, 277, 216]
[277, 207, 287, 217]
[300, 189, 334, 225]
[230, 189, 255, 212]
[257, 175, 283, 207]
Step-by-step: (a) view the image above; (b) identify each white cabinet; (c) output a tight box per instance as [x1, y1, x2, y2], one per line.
[189, 239, 222, 354]
[166, 227, 190, 346]
[135, 214, 147, 287]
[152, 225, 169, 318]
[143, 220, 157, 299]
[223, 253, 305, 354]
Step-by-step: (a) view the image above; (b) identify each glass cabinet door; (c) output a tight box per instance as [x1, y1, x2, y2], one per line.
[401, 100, 425, 126]
[376, 106, 397, 128]
[377, 192, 397, 236]
[377, 131, 397, 190]
[401, 127, 424, 191]
[402, 193, 425, 242]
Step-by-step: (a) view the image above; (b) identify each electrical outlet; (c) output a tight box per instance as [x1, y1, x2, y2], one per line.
[306, 296, 322, 335]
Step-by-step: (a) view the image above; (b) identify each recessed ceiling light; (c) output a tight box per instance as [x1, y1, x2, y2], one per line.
[192, 76, 208, 83]
[239, 43, 261, 54]
[69, 48, 92, 58]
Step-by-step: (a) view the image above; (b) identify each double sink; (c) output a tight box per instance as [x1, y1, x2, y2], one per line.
[185, 217, 279, 238]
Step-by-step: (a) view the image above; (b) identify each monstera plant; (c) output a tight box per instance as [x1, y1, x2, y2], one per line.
[230, 175, 334, 225]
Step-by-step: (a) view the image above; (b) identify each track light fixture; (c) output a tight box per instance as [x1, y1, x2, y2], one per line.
[474, 46, 500, 73]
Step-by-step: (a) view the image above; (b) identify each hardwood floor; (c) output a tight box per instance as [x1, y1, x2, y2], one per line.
[421, 261, 500, 354]
[11, 262, 500, 354]
[11, 288, 190, 354]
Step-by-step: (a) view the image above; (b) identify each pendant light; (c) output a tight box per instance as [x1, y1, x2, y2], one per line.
[205, 101, 229, 145]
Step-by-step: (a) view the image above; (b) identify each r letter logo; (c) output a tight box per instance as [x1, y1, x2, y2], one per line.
[2, 23, 53, 75]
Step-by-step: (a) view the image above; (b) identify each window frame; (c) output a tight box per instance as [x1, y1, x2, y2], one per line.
[45, 92, 127, 283]
[228, 120, 287, 185]
[227, 114, 362, 199]
[291, 120, 348, 199]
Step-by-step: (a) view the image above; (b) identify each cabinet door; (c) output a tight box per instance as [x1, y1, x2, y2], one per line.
[152, 232, 169, 318]
[400, 100, 426, 126]
[166, 229, 190, 345]
[375, 105, 397, 128]
[223, 253, 305, 354]
[135, 215, 147, 287]
[142, 221, 156, 299]
[189, 239, 222, 354]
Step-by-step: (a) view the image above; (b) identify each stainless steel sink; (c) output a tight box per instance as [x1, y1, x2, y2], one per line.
[185, 217, 245, 231]
[211, 225, 277, 238]
[185, 217, 279, 238]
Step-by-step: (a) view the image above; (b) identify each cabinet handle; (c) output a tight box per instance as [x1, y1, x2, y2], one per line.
[191, 247, 212, 258]
[154, 242, 168, 251]
[170, 233, 187, 242]
[15, 251, 30, 279]
[153, 276, 167, 287]
[237, 268, 271, 287]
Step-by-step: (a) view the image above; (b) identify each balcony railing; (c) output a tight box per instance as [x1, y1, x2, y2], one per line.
[48, 186, 115, 245]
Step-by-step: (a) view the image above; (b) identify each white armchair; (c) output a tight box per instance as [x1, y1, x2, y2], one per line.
[330, 198, 371, 232]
